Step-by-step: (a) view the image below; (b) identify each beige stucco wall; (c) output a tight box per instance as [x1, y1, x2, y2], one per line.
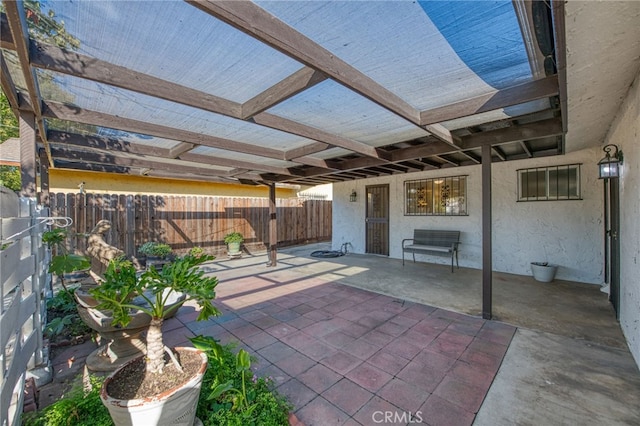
[605, 69, 640, 367]
[49, 169, 300, 198]
[332, 147, 604, 285]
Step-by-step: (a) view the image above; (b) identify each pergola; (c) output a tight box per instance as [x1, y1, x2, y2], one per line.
[2, 1, 565, 191]
[6, 0, 635, 320]
[0, 0, 571, 319]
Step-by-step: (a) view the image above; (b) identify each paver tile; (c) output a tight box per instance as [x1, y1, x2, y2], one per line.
[433, 375, 486, 413]
[397, 360, 447, 393]
[378, 378, 429, 412]
[353, 396, 403, 426]
[277, 378, 317, 409]
[298, 364, 343, 393]
[343, 339, 380, 360]
[242, 330, 278, 350]
[275, 351, 316, 376]
[346, 362, 393, 392]
[254, 363, 290, 386]
[382, 338, 421, 360]
[258, 341, 297, 363]
[320, 350, 362, 375]
[420, 394, 475, 426]
[367, 350, 411, 376]
[296, 396, 349, 426]
[323, 379, 374, 416]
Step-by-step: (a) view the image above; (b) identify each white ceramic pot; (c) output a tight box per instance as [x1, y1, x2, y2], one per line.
[101, 347, 207, 426]
[531, 262, 558, 283]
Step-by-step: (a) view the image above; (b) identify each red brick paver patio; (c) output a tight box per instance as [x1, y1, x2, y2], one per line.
[166, 268, 516, 425]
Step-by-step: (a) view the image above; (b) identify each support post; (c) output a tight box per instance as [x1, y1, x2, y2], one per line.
[481, 144, 492, 319]
[38, 148, 50, 206]
[267, 183, 277, 267]
[19, 111, 37, 197]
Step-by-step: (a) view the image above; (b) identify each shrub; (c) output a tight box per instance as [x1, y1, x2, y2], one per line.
[138, 241, 172, 258]
[22, 376, 111, 426]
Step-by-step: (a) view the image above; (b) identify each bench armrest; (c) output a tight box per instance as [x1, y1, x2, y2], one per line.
[402, 238, 414, 248]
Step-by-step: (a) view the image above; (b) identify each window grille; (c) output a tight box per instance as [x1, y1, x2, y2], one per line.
[405, 176, 467, 216]
[517, 164, 581, 201]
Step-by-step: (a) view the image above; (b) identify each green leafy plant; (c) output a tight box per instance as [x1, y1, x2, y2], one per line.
[22, 375, 110, 426]
[138, 241, 173, 258]
[189, 246, 205, 257]
[22, 338, 291, 426]
[44, 315, 74, 338]
[46, 286, 78, 315]
[191, 335, 292, 425]
[90, 253, 219, 374]
[223, 232, 244, 245]
[44, 286, 92, 341]
[43, 228, 91, 292]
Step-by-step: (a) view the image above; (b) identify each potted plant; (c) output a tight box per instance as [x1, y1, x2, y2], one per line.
[90, 252, 220, 425]
[530, 261, 558, 282]
[223, 232, 244, 256]
[138, 241, 172, 260]
[75, 257, 154, 372]
[43, 228, 91, 291]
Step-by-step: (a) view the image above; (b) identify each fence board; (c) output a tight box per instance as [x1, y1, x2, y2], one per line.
[48, 193, 331, 258]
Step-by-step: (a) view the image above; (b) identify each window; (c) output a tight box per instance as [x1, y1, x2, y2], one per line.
[405, 176, 467, 216]
[518, 164, 581, 201]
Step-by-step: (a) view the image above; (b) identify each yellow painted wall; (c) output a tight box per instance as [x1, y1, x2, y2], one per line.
[50, 169, 301, 198]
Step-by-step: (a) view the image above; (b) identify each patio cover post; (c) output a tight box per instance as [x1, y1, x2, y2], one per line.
[38, 148, 50, 206]
[19, 111, 37, 198]
[267, 182, 277, 267]
[482, 143, 493, 319]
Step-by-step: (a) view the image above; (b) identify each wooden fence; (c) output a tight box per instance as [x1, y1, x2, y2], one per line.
[1, 189, 49, 426]
[48, 193, 332, 258]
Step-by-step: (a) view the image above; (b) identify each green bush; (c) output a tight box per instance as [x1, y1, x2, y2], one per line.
[192, 336, 292, 426]
[22, 376, 111, 426]
[23, 338, 292, 426]
[138, 241, 172, 257]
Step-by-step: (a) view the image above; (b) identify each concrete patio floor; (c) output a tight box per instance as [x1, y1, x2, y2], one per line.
[44, 243, 640, 425]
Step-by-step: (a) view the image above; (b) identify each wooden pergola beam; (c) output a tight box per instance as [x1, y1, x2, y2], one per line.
[27, 39, 388, 161]
[420, 76, 559, 125]
[187, 0, 422, 126]
[241, 67, 327, 119]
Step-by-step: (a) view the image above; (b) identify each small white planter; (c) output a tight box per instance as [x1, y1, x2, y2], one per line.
[531, 262, 558, 283]
[101, 347, 207, 426]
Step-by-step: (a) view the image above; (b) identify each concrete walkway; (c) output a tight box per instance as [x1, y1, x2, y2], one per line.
[44, 244, 640, 425]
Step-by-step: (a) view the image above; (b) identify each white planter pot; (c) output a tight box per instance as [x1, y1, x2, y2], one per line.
[101, 347, 207, 426]
[531, 262, 558, 283]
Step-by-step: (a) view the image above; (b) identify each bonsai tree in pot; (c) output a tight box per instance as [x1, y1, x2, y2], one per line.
[223, 231, 244, 256]
[90, 252, 220, 425]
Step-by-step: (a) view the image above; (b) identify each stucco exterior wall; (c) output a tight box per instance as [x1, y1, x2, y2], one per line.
[333, 147, 604, 285]
[605, 70, 640, 367]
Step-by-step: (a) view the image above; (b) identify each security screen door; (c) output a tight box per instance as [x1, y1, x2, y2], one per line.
[365, 185, 389, 256]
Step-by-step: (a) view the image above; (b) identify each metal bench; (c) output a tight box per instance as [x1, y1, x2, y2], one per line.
[402, 229, 460, 272]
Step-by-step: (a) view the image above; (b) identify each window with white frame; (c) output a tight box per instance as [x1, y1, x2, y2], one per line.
[405, 176, 467, 216]
[517, 164, 581, 201]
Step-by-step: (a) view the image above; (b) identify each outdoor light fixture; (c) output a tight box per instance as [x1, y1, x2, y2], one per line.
[598, 144, 623, 179]
[350, 190, 357, 202]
